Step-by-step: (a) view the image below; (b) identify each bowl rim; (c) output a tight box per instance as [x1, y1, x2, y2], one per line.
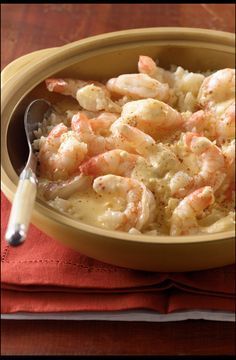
[1, 26, 235, 245]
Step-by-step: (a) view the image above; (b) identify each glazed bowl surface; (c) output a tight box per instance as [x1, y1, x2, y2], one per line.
[1, 27, 235, 271]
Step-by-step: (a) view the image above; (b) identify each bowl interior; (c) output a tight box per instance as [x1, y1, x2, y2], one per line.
[6, 36, 235, 174]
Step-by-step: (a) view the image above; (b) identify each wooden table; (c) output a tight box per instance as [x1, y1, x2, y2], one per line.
[1, 3, 235, 356]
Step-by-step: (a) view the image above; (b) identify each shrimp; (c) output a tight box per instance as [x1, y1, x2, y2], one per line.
[170, 186, 215, 235]
[220, 139, 235, 200]
[138, 55, 173, 85]
[216, 102, 235, 140]
[71, 112, 136, 156]
[46, 78, 121, 113]
[71, 112, 115, 156]
[111, 123, 156, 156]
[169, 171, 194, 198]
[182, 109, 222, 138]
[180, 133, 227, 194]
[222, 139, 235, 177]
[38, 174, 93, 200]
[45, 77, 109, 97]
[198, 68, 235, 109]
[183, 109, 207, 134]
[93, 175, 156, 231]
[113, 124, 182, 175]
[38, 123, 87, 181]
[138, 56, 205, 111]
[45, 78, 89, 98]
[106, 73, 170, 102]
[111, 123, 180, 176]
[79, 149, 144, 177]
[138, 56, 205, 98]
[89, 112, 119, 136]
[71, 112, 94, 139]
[183, 101, 235, 141]
[111, 99, 183, 140]
[76, 84, 121, 113]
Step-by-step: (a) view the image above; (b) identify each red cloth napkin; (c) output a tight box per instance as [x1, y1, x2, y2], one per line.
[1, 193, 235, 315]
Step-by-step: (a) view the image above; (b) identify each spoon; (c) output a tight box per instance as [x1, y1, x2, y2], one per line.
[5, 99, 53, 246]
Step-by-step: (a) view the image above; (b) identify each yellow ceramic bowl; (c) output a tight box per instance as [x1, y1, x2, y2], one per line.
[1, 27, 235, 272]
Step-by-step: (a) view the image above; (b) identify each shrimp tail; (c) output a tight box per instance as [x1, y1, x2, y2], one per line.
[138, 55, 157, 76]
[79, 156, 102, 176]
[45, 78, 69, 93]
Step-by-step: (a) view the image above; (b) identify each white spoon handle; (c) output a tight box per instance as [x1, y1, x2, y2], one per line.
[5, 168, 37, 246]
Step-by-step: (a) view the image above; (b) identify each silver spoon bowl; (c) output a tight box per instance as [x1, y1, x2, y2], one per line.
[5, 99, 52, 246]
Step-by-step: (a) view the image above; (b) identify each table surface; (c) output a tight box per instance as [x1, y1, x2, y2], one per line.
[1, 3, 235, 356]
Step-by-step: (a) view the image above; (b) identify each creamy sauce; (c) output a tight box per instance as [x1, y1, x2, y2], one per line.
[49, 189, 126, 229]
[200, 213, 235, 233]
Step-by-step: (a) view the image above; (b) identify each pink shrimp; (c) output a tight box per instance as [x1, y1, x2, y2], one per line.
[79, 149, 144, 177]
[45, 78, 88, 98]
[106, 73, 170, 102]
[111, 99, 183, 140]
[89, 112, 119, 136]
[170, 186, 215, 235]
[183, 110, 208, 134]
[76, 84, 121, 112]
[45, 78, 121, 112]
[138, 55, 173, 85]
[216, 102, 235, 141]
[71, 112, 115, 157]
[111, 123, 156, 156]
[138, 55, 205, 108]
[182, 133, 227, 193]
[198, 68, 235, 109]
[219, 140, 236, 201]
[93, 174, 156, 232]
[38, 123, 87, 181]
[45, 78, 109, 97]
[183, 102, 235, 142]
